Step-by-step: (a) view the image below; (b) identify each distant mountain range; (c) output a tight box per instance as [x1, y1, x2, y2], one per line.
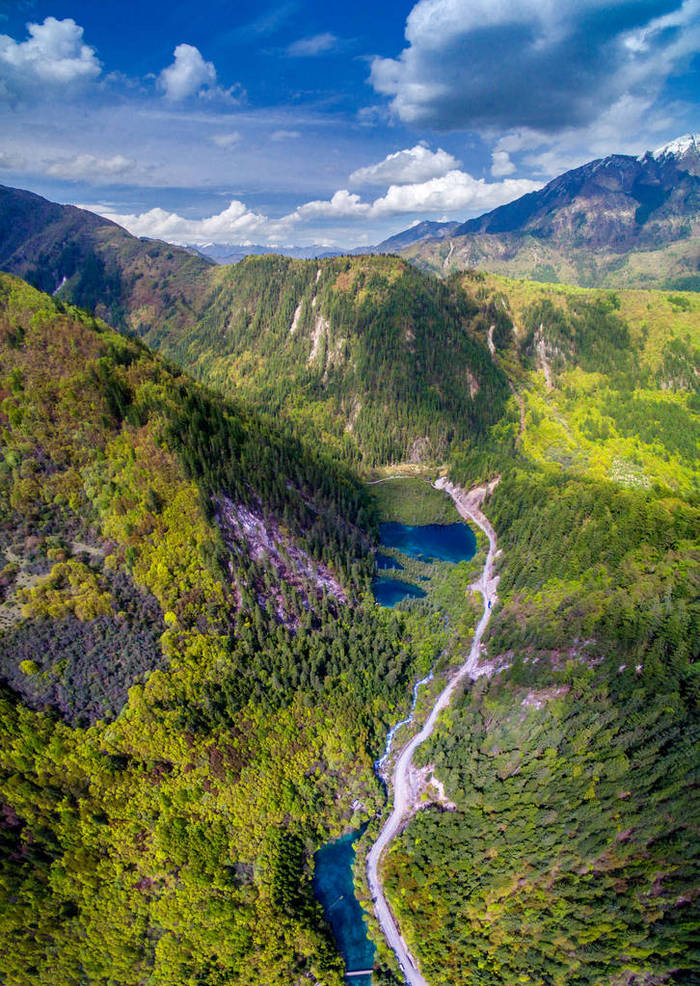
[190, 221, 461, 265]
[398, 134, 700, 289]
[192, 135, 700, 289]
[191, 242, 345, 263]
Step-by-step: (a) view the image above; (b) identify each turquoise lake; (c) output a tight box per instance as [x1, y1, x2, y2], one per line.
[313, 829, 375, 985]
[316, 520, 478, 973]
[372, 576, 426, 607]
[379, 521, 476, 564]
[372, 521, 476, 607]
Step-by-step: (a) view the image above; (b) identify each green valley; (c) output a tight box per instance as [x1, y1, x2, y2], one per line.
[377, 274, 700, 985]
[0, 188, 697, 986]
[0, 274, 438, 985]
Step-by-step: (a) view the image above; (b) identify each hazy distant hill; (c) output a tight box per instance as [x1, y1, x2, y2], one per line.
[189, 219, 461, 264]
[402, 135, 700, 289]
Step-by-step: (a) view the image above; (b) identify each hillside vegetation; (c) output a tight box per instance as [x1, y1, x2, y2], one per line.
[0, 187, 509, 467]
[0, 274, 438, 985]
[450, 273, 699, 497]
[380, 274, 700, 985]
[0, 184, 215, 336]
[0, 181, 698, 986]
[407, 231, 700, 292]
[135, 253, 509, 466]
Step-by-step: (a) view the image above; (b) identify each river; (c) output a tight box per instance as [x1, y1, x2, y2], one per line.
[365, 479, 499, 985]
[315, 497, 491, 982]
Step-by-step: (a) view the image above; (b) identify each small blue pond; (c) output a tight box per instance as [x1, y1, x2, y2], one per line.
[376, 552, 403, 571]
[372, 577, 427, 608]
[313, 828, 374, 984]
[379, 521, 477, 564]
[372, 521, 476, 606]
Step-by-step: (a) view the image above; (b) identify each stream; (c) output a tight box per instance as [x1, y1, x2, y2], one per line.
[314, 507, 484, 983]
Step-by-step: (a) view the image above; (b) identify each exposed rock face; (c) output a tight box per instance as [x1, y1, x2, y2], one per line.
[214, 495, 347, 629]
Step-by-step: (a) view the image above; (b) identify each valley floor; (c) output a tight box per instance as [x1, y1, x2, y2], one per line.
[366, 478, 500, 985]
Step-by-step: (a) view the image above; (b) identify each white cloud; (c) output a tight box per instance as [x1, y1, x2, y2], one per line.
[288, 189, 371, 221]
[368, 171, 540, 217]
[285, 170, 541, 222]
[211, 131, 241, 148]
[158, 43, 231, 102]
[0, 17, 100, 100]
[101, 199, 270, 244]
[286, 32, 338, 57]
[350, 143, 460, 185]
[0, 149, 25, 170]
[44, 153, 136, 181]
[99, 166, 542, 247]
[490, 150, 515, 177]
[271, 129, 301, 141]
[370, 0, 700, 133]
[494, 91, 682, 179]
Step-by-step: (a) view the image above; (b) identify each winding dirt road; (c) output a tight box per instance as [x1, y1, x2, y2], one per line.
[366, 478, 499, 986]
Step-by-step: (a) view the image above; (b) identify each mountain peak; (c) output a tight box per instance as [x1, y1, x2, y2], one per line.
[643, 133, 699, 162]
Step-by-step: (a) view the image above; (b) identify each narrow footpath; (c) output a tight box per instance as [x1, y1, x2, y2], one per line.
[366, 478, 499, 986]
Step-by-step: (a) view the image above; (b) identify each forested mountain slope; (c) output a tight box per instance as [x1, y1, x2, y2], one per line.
[0, 274, 430, 985]
[0, 184, 215, 334]
[453, 274, 700, 495]
[380, 275, 700, 985]
[0, 183, 698, 986]
[0, 187, 508, 466]
[156, 253, 508, 464]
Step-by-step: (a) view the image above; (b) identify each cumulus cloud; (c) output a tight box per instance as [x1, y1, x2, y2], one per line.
[350, 143, 460, 185]
[44, 153, 136, 181]
[286, 32, 338, 56]
[100, 165, 541, 246]
[157, 43, 240, 102]
[369, 171, 540, 217]
[101, 199, 270, 244]
[285, 171, 540, 222]
[0, 16, 100, 100]
[158, 44, 215, 100]
[370, 0, 700, 133]
[287, 189, 371, 221]
[490, 150, 515, 177]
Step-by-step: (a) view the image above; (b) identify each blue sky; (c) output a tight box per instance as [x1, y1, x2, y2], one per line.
[0, 0, 698, 246]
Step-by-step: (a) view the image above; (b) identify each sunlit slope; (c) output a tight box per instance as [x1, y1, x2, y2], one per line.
[159, 253, 509, 465]
[0, 274, 428, 986]
[455, 273, 699, 496]
[380, 273, 700, 986]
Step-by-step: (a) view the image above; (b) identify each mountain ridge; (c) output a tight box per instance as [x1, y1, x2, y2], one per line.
[0, 186, 510, 466]
[395, 135, 700, 288]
